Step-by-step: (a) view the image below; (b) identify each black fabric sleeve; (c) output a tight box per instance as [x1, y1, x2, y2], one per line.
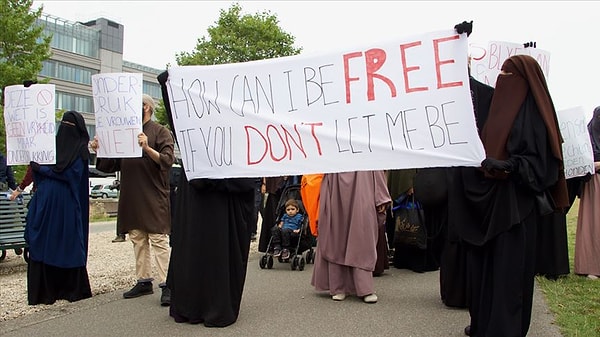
[506, 94, 559, 193]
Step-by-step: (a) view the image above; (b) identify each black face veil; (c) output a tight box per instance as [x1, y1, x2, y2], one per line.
[54, 110, 90, 173]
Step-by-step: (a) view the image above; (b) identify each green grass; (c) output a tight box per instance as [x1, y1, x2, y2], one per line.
[537, 199, 600, 337]
[90, 216, 114, 222]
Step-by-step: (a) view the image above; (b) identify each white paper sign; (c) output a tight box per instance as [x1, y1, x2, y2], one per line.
[165, 29, 486, 179]
[557, 106, 595, 178]
[471, 41, 551, 87]
[92, 73, 143, 158]
[3, 84, 56, 165]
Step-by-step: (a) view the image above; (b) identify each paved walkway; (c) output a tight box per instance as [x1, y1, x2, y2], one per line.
[2, 257, 562, 336]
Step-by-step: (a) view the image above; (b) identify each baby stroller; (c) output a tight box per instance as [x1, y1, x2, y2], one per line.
[259, 183, 315, 271]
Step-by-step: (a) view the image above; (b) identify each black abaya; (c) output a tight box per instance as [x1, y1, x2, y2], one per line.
[534, 212, 570, 279]
[452, 94, 563, 337]
[438, 77, 494, 308]
[158, 70, 257, 327]
[167, 175, 256, 327]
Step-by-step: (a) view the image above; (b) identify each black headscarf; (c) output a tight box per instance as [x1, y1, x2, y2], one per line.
[589, 106, 600, 161]
[54, 111, 90, 173]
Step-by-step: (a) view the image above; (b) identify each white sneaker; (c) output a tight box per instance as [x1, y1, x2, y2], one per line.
[363, 294, 378, 303]
[332, 294, 346, 301]
[587, 274, 599, 280]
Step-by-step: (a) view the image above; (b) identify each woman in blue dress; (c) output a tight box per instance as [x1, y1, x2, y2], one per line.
[25, 110, 92, 305]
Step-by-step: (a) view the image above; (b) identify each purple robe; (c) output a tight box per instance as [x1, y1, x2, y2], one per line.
[311, 171, 391, 296]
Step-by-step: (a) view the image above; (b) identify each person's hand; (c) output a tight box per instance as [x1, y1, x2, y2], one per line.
[481, 157, 513, 172]
[293, 229, 300, 234]
[376, 202, 389, 214]
[9, 189, 20, 201]
[23, 80, 37, 87]
[454, 20, 473, 37]
[261, 182, 266, 194]
[594, 161, 600, 172]
[138, 132, 148, 149]
[30, 161, 41, 172]
[90, 136, 99, 152]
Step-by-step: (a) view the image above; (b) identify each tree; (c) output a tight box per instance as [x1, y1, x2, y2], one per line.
[157, 3, 301, 131]
[154, 99, 169, 129]
[0, 0, 52, 159]
[176, 3, 302, 66]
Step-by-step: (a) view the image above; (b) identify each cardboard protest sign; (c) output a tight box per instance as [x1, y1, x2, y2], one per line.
[470, 40, 551, 87]
[557, 106, 595, 178]
[164, 29, 486, 179]
[3, 84, 56, 165]
[92, 73, 143, 158]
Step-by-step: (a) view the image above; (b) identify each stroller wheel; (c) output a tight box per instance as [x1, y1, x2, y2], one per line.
[291, 256, 298, 270]
[259, 255, 267, 269]
[267, 255, 274, 269]
[298, 257, 306, 271]
[307, 248, 316, 264]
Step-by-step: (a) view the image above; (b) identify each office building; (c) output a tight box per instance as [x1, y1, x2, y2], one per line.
[36, 13, 164, 162]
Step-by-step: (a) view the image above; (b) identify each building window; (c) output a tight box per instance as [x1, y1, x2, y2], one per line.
[86, 124, 96, 139]
[41, 60, 98, 85]
[56, 91, 93, 114]
[37, 14, 100, 58]
[143, 81, 161, 99]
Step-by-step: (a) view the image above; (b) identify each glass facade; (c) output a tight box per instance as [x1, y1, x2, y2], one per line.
[37, 13, 100, 57]
[55, 91, 94, 114]
[143, 81, 162, 99]
[40, 60, 98, 85]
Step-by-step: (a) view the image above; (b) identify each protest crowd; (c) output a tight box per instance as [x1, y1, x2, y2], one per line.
[2, 19, 600, 337]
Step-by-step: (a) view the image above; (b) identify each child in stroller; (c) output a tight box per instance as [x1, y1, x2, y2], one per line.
[259, 184, 315, 270]
[271, 199, 304, 260]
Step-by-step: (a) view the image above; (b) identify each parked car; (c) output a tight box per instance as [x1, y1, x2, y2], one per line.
[90, 184, 119, 199]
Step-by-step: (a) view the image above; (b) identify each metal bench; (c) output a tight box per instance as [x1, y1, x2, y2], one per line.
[0, 193, 31, 262]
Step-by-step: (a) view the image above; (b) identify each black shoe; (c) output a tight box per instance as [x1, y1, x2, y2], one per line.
[112, 234, 126, 243]
[464, 325, 471, 336]
[250, 233, 257, 241]
[123, 282, 153, 299]
[160, 286, 171, 306]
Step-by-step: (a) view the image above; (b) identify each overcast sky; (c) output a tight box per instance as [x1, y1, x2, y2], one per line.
[33, 1, 599, 118]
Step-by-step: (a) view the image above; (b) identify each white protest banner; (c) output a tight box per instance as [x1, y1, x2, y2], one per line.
[3, 84, 56, 165]
[557, 106, 595, 179]
[92, 72, 143, 158]
[471, 41, 551, 87]
[165, 29, 486, 179]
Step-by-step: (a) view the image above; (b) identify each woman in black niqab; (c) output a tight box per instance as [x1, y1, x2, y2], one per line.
[158, 71, 257, 327]
[452, 55, 568, 337]
[54, 110, 90, 172]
